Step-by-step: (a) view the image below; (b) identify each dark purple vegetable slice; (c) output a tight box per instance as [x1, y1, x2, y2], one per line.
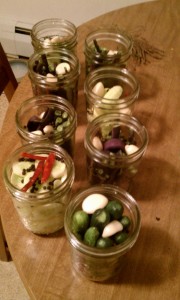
[103, 138, 125, 153]
[27, 115, 42, 132]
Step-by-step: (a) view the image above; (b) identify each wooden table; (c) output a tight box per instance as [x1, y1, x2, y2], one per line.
[0, 0, 179, 299]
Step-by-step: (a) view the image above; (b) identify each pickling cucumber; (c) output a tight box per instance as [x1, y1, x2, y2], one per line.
[120, 215, 131, 229]
[90, 208, 110, 232]
[96, 237, 113, 249]
[114, 231, 128, 244]
[71, 210, 90, 234]
[84, 227, 100, 247]
[106, 200, 124, 220]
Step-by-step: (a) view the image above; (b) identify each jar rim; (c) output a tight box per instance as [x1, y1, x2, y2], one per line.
[15, 95, 77, 142]
[85, 27, 132, 54]
[31, 18, 77, 49]
[64, 184, 141, 258]
[84, 113, 148, 164]
[84, 67, 140, 107]
[3, 142, 75, 202]
[28, 48, 80, 83]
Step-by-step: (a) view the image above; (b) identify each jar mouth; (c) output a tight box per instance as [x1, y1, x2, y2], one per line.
[28, 49, 80, 83]
[15, 95, 77, 142]
[31, 18, 77, 49]
[85, 27, 132, 59]
[84, 113, 148, 164]
[64, 184, 141, 258]
[3, 142, 75, 202]
[84, 67, 140, 107]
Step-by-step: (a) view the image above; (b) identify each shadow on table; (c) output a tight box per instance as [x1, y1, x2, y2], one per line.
[129, 156, 179, 201]
[57, 226, 178, 292]
[109, 225, 178, 286]
[134, 108, 168, 145]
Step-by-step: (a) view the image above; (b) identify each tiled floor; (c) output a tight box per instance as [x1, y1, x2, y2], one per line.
[0, 94, 30, 300]
[0, 93, 8, 131]
[0, 261, 30, 300]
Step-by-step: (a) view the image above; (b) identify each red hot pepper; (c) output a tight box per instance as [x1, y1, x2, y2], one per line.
[21, 152, 47, 161]
[21, 160, 44, 192]
[41, 152, 55, 183]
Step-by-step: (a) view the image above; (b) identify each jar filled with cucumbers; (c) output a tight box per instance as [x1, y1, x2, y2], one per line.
[3, 143, 75, 235]
[64, 185, 141, 281]
[84, 27, 132, 75]
[16, 95, 77, 158]
[84, 113, 148, 190]
[28, 48, 80, 109]
[84, 66, 140, 122]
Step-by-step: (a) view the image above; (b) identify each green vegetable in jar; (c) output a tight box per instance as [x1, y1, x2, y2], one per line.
[106, 200, 124, 220]
[90, 208, 110, 232]
[84, 227, 100, 247]
[71, 210, 90, 234]
[120, 215, 131, 229]
[114, 231, 128, 244]
[96, 237, 114, 249]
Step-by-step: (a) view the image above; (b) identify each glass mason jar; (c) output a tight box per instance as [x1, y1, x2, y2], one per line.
[31, 18, 77, 52]
[84, 66, 140, 122]
[64, 184, 141, 281]
[84, 113, 148, 190]
[15, 95, 77, 157]
[3, 143, 75, 235]
[28, 48, 80, 109]
[84, 27, 132, 75]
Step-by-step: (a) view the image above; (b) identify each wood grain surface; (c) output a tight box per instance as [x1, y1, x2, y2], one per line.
[0, 0, 179, 299]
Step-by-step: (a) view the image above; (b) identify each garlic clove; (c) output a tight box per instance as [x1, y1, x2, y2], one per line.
[102, 220, 123, 238]
[82, 193, 108, 214]
[92, 81, 105, 97]
[56, 62, 71, 75]
[125, 144, 139, 155]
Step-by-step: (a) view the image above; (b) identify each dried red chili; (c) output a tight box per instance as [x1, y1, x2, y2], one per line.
[41, 152, 55, 183]
[21, 152, 47, 161]
[21, 160, 44, 192]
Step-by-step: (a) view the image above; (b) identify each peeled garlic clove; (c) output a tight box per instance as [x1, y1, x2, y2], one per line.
[92, 136, 103, 150]
[103, 85, 123, 102]
[107, 50, 118, 56]
[51, 35, 61, 43]
[102, 220, 123, 238]
[43, 125, 54, 134]
[46, 73, 58, 83]
[43, 38, 51, 47]
[125, 144, 139, 155]
[39, 111, 46, 119]
[82, 193, 108, 214]
[31, 130, 43, 135]
[56, 62, 71, 75]
[92, 81, 105, 97]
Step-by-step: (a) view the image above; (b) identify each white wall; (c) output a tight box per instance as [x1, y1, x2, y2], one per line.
[0, 0, 153, 57]
[1, 0, 152, 26]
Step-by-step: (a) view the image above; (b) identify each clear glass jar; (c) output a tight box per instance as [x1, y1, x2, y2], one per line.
[84, 66, 140, 122]
[64, 184, 141, 281]
[84, 27, 132, 75]
[28, 48, 80, 109]
[3, 143, 75, 235]
[31, 18, 77, 52]
[84, 113, 148, 190]
[15, 95, 77, 157]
